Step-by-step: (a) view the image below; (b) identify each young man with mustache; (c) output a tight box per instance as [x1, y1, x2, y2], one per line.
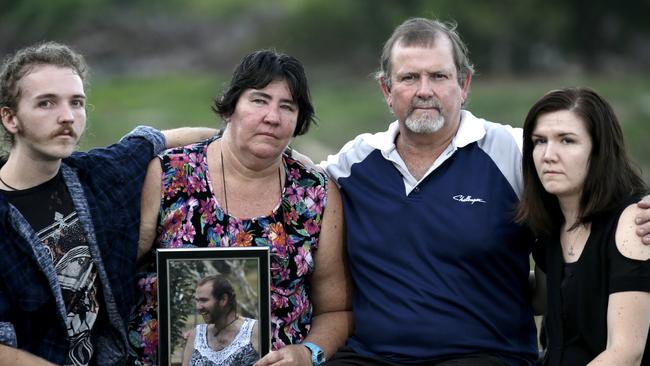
[0, 42, 216, 366]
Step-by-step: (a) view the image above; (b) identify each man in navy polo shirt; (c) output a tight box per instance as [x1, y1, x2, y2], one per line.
[322, 18, 650, 366]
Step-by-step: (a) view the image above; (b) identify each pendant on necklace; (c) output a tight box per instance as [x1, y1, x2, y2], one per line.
[568, 246, 575, 256]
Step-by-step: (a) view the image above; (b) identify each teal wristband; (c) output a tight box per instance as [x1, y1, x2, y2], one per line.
[303, 341, 326, 366]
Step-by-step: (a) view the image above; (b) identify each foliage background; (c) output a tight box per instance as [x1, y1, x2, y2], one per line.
[2, 0, 647, 359]
[1, 1, 648, 173]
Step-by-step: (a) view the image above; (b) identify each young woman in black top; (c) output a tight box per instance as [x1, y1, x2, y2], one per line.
[517, 87, 650, 365]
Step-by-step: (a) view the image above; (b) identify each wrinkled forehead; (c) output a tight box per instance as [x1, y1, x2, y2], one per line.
[390, 39, 456, 74]
[394, 30, 443, 50]
[243, 78, 294, 101]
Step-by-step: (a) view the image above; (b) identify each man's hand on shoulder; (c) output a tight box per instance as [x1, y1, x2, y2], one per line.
[162, 127, 220, 149]
[290, 148, 325, 174]
[636, 195, 650, 245]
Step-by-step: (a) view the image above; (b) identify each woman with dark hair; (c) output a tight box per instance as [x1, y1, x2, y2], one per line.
[517, 87, 650, 365]
[129, 50, 352, 366]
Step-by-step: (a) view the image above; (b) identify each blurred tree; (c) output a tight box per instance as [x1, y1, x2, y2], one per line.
[0, 0, 116, 49]
[251, 0, 580, 75]
[253, 0, 404, 74]
[554, 0, 650, 72]
[445, 0, 566, 74]
[2, 0, 647, 75]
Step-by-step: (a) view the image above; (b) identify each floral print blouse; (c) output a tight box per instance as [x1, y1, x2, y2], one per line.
[128, 137, 328, 365]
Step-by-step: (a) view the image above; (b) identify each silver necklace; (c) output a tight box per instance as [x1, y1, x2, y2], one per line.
[565, 224, 585, 257]
[220, 148, 282, 215]
[567, 237, 576, 257]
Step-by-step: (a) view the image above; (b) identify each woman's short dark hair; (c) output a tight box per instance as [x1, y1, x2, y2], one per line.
[516, 87, 646, 236]
[212, 49, 315, 137]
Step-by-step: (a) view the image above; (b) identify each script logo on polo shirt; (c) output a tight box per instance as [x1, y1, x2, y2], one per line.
[452, 195, 486, 205]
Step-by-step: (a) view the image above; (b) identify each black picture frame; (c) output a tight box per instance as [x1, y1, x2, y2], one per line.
[157, 247, 270, 366]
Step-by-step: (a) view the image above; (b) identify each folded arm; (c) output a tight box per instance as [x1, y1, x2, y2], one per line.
[302, 180, 354, 354]
[0, 296, 51, 366]
[0, 321, 54, 366]
[255, 180, 353, 365]
[137, 158, 163, 259]
[0, 345, 57, 366]
[589, 204, 650, 365]
[588, 291, 650, 365]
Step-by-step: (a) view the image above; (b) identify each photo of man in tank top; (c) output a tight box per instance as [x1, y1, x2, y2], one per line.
[182, 275, 260, 366]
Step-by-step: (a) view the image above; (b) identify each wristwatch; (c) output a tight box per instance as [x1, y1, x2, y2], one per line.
[303, 341, 326, 366]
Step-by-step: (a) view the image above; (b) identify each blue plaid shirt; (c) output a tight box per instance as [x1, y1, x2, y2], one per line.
[0, 126, 165, 365]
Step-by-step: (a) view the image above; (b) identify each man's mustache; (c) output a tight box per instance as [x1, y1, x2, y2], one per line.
[49, 126, 78, 139]
[409, 98, 442, 113]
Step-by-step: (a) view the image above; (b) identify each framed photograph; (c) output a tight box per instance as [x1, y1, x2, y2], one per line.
[157, 247, 270, 366]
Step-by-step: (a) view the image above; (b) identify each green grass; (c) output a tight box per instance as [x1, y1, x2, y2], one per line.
[82, 73, 224, 148]
[469, 75, 650, 182]
[81, 72, 650, 182]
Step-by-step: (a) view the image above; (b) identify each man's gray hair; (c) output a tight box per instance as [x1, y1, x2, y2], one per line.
[376, 17, 474, 89]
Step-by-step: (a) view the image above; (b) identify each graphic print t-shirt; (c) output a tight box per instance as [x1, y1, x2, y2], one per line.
[4, 172, 99, 366]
